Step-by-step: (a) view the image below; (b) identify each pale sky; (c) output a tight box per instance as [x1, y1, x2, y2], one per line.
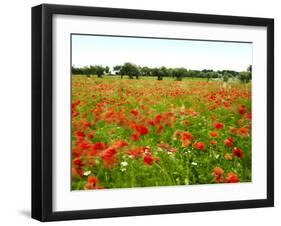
[71, 34, 252, 72]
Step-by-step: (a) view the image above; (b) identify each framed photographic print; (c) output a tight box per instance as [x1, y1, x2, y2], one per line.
[32, 4, 274, 221]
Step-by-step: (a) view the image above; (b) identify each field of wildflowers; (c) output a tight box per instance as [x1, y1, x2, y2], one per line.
[71, 76, 251, 190]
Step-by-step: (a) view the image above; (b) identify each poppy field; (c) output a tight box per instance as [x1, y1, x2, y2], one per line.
[71, 76, 251, 190]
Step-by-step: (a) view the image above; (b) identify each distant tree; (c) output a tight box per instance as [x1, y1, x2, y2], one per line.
[220, 70, 239, 78]
[151, 68, 162, 80]
[151, 68, 159, 80]
[113, 65, 123, 78]
[120, 62, 140, 79]
[72, 66, 83, 75]
[73, 64, 242, 81]
[104, 66, 110, 75]
[84, 66, 91, 77]
[238, 71, 251, 83]
[206, 72, 217, 81]
[89, 65, 97, 76]
[172, 68, 187, 81]
[135, 67, 141, 79]
[160, 66, 169, 79]
[94, 65, 105, 78]
[247, 65, 252, 73]
[140, 66, 152, 77]
[222, 73, 231, 83]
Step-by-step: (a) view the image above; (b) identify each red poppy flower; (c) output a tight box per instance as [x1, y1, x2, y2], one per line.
[157, 124, 164, 134]
[127, 147, 146, 158]
[230, 127, 237, 134]
[143, 155, 154, 165]
[193, 141, 206, 151]
[209, 131, 219, 138]
[113, 140, 128, 149]
[143, 154, 159, 166]
[212, 166, 224, 183]
[80, 119, 91, 128]
[130, 109, 138, 116]
[210, 140, 217, 145]
[79, 140, 92, 150]
[87, 131, 95, 139]
[100, 148, 117, 167]
[238, 105, 247, 115]
[181, 131, 193, 140]
[76, 130, 86, 138]
[154, 114, 162, 124]
[246, 113, 252, 120]
[183, 120, 190, 126]
[182, 139, 191, 147]
[147, 119, 155, 126]
[225, 153, 233, 160]
[88, 142, 108, 156]
[84, 176, 103, 189]
[92, 142, 108, 151]
[73, 157, 84, 167]
[226, 172, 240, 183]
[135, 124, 149, 136]
[237, 127, 250, 137]
[131, 133, 140, 141]
[233, 147, 245, 158]
[224, 137, 234, 147]
[72, 167, 83, 178]
[174, 130, 181, 138]
[213, 122, 224, 130]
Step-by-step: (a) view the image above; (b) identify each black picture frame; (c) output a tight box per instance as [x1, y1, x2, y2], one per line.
[32, 3, 274, 222]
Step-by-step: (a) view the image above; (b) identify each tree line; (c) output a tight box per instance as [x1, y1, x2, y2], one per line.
[72, 62, 252, 83]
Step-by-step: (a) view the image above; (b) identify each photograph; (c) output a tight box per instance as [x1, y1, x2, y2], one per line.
[71, 34, 252, 190]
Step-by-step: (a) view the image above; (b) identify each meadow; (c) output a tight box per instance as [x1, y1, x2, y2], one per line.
[71, 75, 251, 190]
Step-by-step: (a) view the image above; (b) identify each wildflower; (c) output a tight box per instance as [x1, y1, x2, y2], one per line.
[238, 105, 247, 115]
[143, 154, 159, 166]
[83, 170, 91, 176]
[76, 130, 86, 138]
[213, 122, 224, 130]
[78, 140, 91, 150]
[193, 141, 206, 151]
[226, 172, 240, 183]
[182, 131, 193, 140]
[238, 127, 250, 137]
[224, 137, 234, 147]
[84, 176, 103, 189]
[246, 112, 252, 120]
[135, 124, 149, 136]
[113, 140, 128, 149]
[174, 130, 181, 138]
[120, 161, 128, 167]
[130, 109, 138, 116]
[183, 120, 190, 126]
[157, 124, 164, 134]
[230, 127, 237, 134]
[225, 153, 233, 160]
[72, 167, 83, 178]
[100, 148, 117, 167]
[131, 133, 140, 141]
[182, 139, 191, 147]
[212, 166, 224, 183]
[154, 114, 162, 124]
[92, 142, 107, 151]
[127, 147, 146, 158]
[73, 157, 84, 167]
[233, 147, 245, 158]
[209, 131, 219, 138]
